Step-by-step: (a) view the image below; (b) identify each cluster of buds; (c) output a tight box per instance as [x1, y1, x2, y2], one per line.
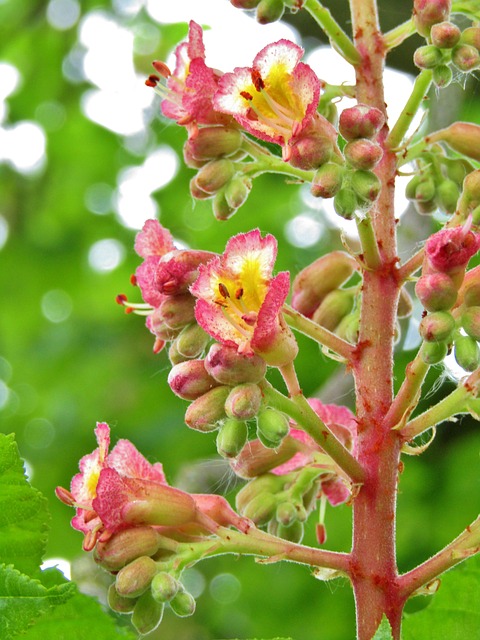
[230, 0, 289, 24]
[311, 104, 385, 219]
[413, 21, 480, 86]
[56, 423, 251, 635]
[405, 145, 473, 216]
[232, 398, 357, 544]
[416, 221, 480, 367]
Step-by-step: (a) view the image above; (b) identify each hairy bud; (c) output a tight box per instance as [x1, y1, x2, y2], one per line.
[107, 583, 136, 613]
[256, 407, 290, 447]
[256, 0, 285, 24]
[170, 587, 196, 617]
[175, 324, 210, 359]
[430, 21, 461, 48]
[159, 294, 196, 330]
[185, 126, 242, 161]
[454, 335, 480, 371]
[184, 386, 231, 431]
[94, 526, 161, 572]
[205, 343, 267, 385]
[413, 0, 452, 38]
[168, 359, 218, 400]
[344, 138, 383, 170]
[419, 310, 455, 342]
[415, 273, 458, 311]
[151, 572, 180, 603]
[312, 289, 355, 331]
[195, 159, 236, 195]
[339, 103, 385, 140]
[461, 306, 480, 340]
[116, 556, 158, 598]
[310, 162, 345, 199]
[420, 340, 448, 364]
[413, 44, 444, 69]
[452, 44, 480, 72]
[225, 383, 263, 420]
[132, 589, 164, 635]
[216, 418, 249, 458]
[334, 188, 358, 219]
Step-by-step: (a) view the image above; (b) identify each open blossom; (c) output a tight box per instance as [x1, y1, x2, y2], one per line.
[191, 229, 298, 366]
[272, 398, 357, 506]
[214, 39, 335, 163]
[148, 21, 232, 130]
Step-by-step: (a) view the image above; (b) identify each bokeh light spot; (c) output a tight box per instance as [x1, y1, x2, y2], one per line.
[24, 418, 56, 449]
[285, 214, 323, 248]
[47, 0, 80, 30]
[209, 572, 242, 604]
[41, 290, 73, 323]
[88, 238, 125, 272]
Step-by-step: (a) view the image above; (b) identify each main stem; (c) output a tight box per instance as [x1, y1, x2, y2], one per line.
[348, 1, 404, 638]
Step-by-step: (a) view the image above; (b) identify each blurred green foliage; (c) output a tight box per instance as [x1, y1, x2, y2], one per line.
[0, 1, 479, 638]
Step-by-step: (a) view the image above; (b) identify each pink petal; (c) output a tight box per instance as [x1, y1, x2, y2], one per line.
[322, 477, 350, 506]
[108, 439, 166, 484]
[194, 298, 242, 347]
[134, 219, 175, 259]
[223, 229, 277, 278]
[251, 271, 290, 352]
[135, 257, 164, 308]
[253, 39, 304, 77]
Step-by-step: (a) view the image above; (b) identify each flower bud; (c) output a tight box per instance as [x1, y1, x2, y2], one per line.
[436, 179, 460, 214]
[431, 21, 461, 48]
[339, 104, 385, 140]
[205, 343, 267, 385]
[132, 589, 164, 635]
[464, 281, 480, 307]
[351, 170, 381, 203]
[241, 491, 277, 524]
[175, 324, 210, 359]
[168, 340, 189, 365]
[276, 520, 304, 543]
[312, 288, 355, 331]
[310, 162, 345, 199]
[121, 484, 198, 528]
[225, 383, 263, 420]
[170, 587, 196, 617]
[292, 251, 357, 317]
[212, 188, 237, 220]
[460, 26, 480, 50]
[443, 157, 473, 185]
[186, 126, 243, 161]
[149, 310, 180, 341]
[116, 556, 158, 598]
[420, 340, 448, 364]
[413, 45, 444, 69]
[276, 501, 297, 526]
[94, 526, 161, 572]
[432, 64, 453, 88]
[428, 123, 480, 163]
[335, 308, 360, 343]
[168, 359, 219, 400]
[184, 385, 231, 431]
[461, 306, 480, 340]
[454, 334, 480, 371]
[151, 572, 180, 603]
[288, 133, 334, 171]
[419, 310, 455, 342]
[414, 198, 437, 215]
[184, 145, 208, 169]
[231, 436, 304, 478]
[190, 176, 212, 200]
[256, 0, 284, 24]
[413, 0, 452, 38]
[235, 473, 284, 512]
[334, 188, 358, 219]
[224, 176, 252, 210]
[231, 0, 260, 7]
[344, 138, 383, 170]
[424, 225, 480, 280]
[108, 583, 136, 613]
[256, 407, 290, 447]
[452, 44, 480, 72]
[414, 177, 436, 203]
[216, 418, 249, 458]
[415, 273, 457, 311]
[159, 294, 196, 329]
[195, 159, 236, 195]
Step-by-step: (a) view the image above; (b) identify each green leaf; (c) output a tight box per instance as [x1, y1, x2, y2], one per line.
[0, 433, 49, 576]
[21, 576, 137, 640]
[372, 615, 394, 639]
[0, 564, 75, 640]
[403, 554, 480, 639]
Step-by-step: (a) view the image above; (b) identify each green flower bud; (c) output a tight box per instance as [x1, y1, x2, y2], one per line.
[464, 282, 480, 307]
[277, 520, 304, 544]
[431, 21, 461, 48]
[195, 159, 236, 194]
[168, 340, 190, 365]
[186, 126, 243, 161]
[256, 407, 290, 447]
[170, 587, 196, 617]
[415, 273, 458, 311]
[334, 188, 358, 219]
[231, 437, 304, 478]
[168, 359, 219, 400]
[443, 157, 473, 185]
[406, 175, 424, 200]
[420, 340, 448, 364]
[351, 169, 381, 202]
[225, 383, 263, 420]
[413, 45, 444, 69]
[205, 343, 267, 385]
[256, 0, 284, 24]
[184, 386, 231, 431]
[216, 418, 248, 458]
[212, 188, 237, 220]
[107, 583, 136, 613]
[94, 527, 161, 572]
[231, 0, 261, 8]
[461, 306, 480, 340]
[414, 177, 436, 202]
[116, 556, 158, 599]
[276, 501, 298, 526]
[413, 0, 452, 38]
[224, 176, 252, 210]
[132, 589, 164, 635]
[344, 138, 383, 170]
[312, 288, 355, 331]
[452, 44, 480, 72]
[436, 178, 460, 214]
[159, 294, 196, 330]
[460, 26, 480, 50]
[175, 324, 210, 359]
[454, 334, 480, 371]
[414, 198, 437, 215]
[310, 162, 345, 199]
[151, 572, 180, 603]
[335, 308, 360, 343]
[432, 64, 453, 88]
[235, 473, 284, 512]
[190, 176, 212, 200]
[242, 491, 277, 524]
[419, 310, 455, 342]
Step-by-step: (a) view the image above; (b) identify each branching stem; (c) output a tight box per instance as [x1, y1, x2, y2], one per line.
[303, 0, 361, 65]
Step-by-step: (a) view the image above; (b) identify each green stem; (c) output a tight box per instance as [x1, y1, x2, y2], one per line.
[386, 70, 433, 150]
[240, 153, 315, 183]
[261, 380, 366, 484]
[383, 18, 416, 50]
[283, 304, 355, 361]
[397, 246, 424, 281]
[383, 351, 430, 430]
[399, 515, 480, 598]
[397, 136, 431, 167]
[356, 214, 382, 270]
[279, 361, 302, 396]
[303, 0, 361, 65]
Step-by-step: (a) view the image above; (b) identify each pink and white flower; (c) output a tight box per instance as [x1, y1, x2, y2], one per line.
[214, 40, 327, 161]
[191, 229, 298, 366]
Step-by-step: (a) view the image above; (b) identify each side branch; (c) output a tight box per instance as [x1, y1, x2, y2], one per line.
[399, 515, 480, 598]
[303, 0, 361, 65]
[261, 381, 365, 484]
[383, 351, 430, 430]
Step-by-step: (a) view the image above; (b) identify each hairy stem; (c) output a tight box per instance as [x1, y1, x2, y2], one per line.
[383, 351, 430, 430]
[303, 0, 361, 65]
[383, 18, 416, 50]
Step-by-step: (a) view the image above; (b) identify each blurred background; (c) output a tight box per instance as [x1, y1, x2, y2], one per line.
[0, 0, 479, 637]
